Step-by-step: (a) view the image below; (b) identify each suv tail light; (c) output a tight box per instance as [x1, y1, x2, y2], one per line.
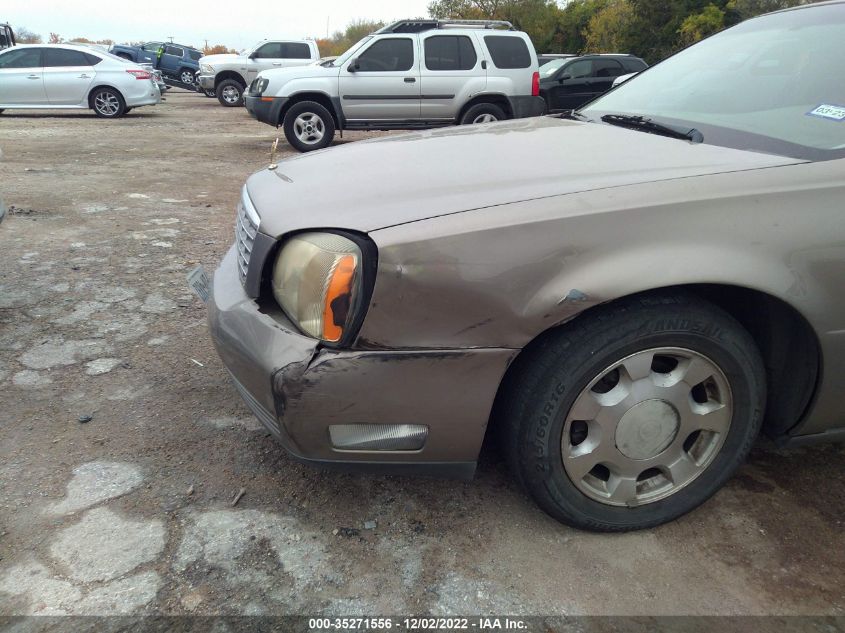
[531, 71, 540, 97]
[126, 69, 152, 80]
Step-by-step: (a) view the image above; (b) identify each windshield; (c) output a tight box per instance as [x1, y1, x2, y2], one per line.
[582, 4, 845, 160]
[540, 58, 568, 77]
[333, 36, 372, 67]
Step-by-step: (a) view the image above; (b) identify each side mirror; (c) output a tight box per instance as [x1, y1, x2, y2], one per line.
[559, 74, 571, 83]
[347, 58, 359, 72]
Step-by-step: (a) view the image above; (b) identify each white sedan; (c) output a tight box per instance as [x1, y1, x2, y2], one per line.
[0, 44, 161, 118]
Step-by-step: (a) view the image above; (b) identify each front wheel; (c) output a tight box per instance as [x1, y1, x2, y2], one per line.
[282, 101, 335, 152]
[180, 69, 195, 84]
[460, 103, 507, 125]
[216, 79, 245, 107]
[203, 89, 216, 98]
[499, 292, 765, 532]
[90, 87, 126, 118]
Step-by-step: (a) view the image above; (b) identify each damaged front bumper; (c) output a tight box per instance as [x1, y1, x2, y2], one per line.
[208, 245, 516, 478]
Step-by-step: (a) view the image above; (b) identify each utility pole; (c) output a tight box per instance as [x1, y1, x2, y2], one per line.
[168, 36, 174, 43]
[326, 16, 330, 39]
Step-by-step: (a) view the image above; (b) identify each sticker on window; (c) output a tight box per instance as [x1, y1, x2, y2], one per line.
[806, 104, 845, 121]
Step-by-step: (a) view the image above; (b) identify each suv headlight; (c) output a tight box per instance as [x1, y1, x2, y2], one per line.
[251, 77, 269, 96]
[271, 233, 364, 343]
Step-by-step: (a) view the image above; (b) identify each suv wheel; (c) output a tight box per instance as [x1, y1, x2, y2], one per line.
[217, 79, 245, 107]
[498, 293, 765, 532]
[91, 87, 126, 118]
[283, 101, 335, 152]
[203, 89, 216, 98]
[180, 69, 195, 84]
[461, 103, 507, 125]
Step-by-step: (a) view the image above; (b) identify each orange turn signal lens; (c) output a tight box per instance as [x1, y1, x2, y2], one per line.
[322, 255, 357, 342]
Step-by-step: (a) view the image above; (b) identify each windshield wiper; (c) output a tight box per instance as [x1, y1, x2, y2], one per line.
[600, 114, 704, 143]
[558, 109, 592, 122]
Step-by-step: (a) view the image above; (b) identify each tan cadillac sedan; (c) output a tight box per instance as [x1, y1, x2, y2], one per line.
[209, 2, 845, 531]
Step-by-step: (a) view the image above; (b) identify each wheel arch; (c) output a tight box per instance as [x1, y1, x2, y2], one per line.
[489, 284, 821, 446]
[214, 70, 246, 88]
[457, 93, 513, 122]
[279, 92, 341, 128]
[87, 84, 124, 108]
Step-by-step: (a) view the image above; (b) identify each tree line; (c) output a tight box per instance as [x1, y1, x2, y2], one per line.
[12, 0, 824, 63]
[428, 0, 823, 63]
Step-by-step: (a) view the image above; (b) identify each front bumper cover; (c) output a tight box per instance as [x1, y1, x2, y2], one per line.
[244, 95, 288, 126]
[197, 74, 215, 90]
[208, 245, 516, 478]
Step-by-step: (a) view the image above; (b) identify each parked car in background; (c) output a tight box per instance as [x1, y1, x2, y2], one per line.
[537, 52, 574, 66]
[209, 1, 845, 532]
[198, 39, 319, 107]
[0, 44, 161, 117]
[245, 19, 545, 152]
[110, 41, 201, 85]
[1, 23, 14, 50]
[539, 53, 648, 112]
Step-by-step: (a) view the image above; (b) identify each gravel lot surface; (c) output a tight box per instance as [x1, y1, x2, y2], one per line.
[0, 90, 844, 619]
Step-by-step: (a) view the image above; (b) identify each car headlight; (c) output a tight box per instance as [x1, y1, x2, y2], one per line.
[271, 233, 363, 343]
[251, 77, 269, 95]
[201, 64, 213, 73]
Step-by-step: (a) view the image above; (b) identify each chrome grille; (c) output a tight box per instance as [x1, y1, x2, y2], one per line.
[234, 189, 260, 286]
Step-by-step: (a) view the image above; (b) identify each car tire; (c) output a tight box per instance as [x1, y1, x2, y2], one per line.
[203, 89, 216, 98]
[179, 69, 195, 84]
[90, 87, 127, 118]
[498, 292, 766, 532]
[216, 79, 245, 107]
[283, 101, 336, 153]
[124, 107, 133, 113]
[460, 103, 507, 125]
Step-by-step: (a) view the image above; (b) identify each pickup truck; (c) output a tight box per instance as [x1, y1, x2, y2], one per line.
[198, 39, 319, 107]
[110, 41, 202, 85]
[0, 23, 14, 50]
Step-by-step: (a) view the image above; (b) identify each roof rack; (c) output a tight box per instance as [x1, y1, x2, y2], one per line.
[376, 19, 515, 34]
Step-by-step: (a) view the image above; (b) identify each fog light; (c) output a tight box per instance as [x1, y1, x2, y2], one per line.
[329, 424, 428, 451]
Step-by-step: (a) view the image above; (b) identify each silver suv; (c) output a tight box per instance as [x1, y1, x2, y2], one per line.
[244, 20, 545, 152]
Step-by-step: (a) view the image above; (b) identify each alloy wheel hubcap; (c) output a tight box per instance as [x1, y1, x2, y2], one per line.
[181, 72, 194, 83]
[473, 113, 498, 124]
[94, 92, 119, 115]
[294, 113, 325, 145]
[222, 86, 240, 103]
[560, 347, 732, 507]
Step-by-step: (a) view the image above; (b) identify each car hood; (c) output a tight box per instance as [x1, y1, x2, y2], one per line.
[247, 115, 803, 238]
[200, 53, 240, 65]
[258, 64, 337, 84]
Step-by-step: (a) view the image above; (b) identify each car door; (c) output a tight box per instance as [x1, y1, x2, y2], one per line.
[278, 42, 315, 69]
[43, 48, 97, 105]
[547, 58, 593, 110]
[339, 36, 420, 121]
[420, 33, 483, 121]
[139, 42, 161, 65]
[162, 45, 184, 74]
[590, 58, 626, 101]
[0, 47, 47, 106]
[246, 42, 286, 82]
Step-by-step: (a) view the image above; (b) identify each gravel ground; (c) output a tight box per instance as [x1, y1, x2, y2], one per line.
[0, 90, 844, 619]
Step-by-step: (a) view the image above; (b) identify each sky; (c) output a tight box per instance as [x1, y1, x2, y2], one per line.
[6, 0, 432, 50]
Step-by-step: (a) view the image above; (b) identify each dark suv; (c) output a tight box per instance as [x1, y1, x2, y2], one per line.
[539, 54, 647, 112]
[110, 41, 202, 85]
